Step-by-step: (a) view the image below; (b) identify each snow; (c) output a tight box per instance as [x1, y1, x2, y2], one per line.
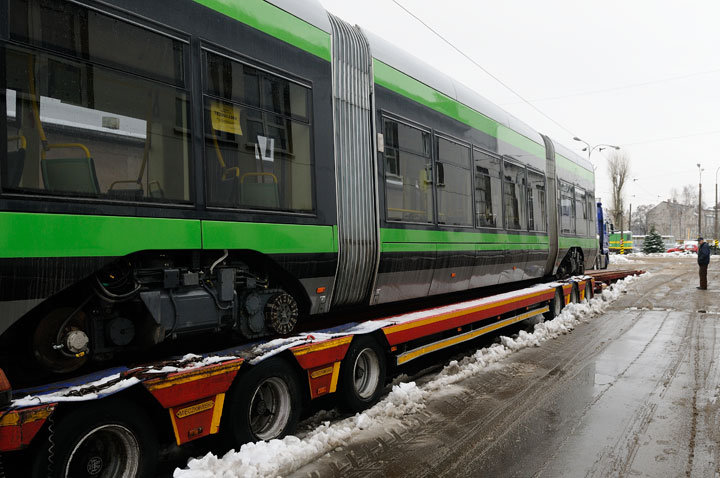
[174, 274, 644, 478]
[10, 353, 239, 407]
[11, 376, 141, 407]
[609, 251, 700, 263]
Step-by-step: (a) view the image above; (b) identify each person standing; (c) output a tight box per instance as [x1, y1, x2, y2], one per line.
[697, 236, 710, 290]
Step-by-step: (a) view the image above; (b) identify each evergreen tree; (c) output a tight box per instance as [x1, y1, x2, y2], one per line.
[643, 227, 665, 253]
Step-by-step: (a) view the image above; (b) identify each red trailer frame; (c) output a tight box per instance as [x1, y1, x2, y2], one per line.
[0, 277, 596, 475]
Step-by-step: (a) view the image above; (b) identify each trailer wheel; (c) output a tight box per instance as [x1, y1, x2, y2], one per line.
[543, 288, 564, 320]
[570, 284, 580, 304]
[339, 336, 387, 412]
[31, 400, 157, 478]
[585, 280, 594, 300]
[223, 357, 301, 445]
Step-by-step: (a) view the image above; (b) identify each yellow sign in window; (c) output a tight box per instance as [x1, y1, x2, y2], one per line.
[210, 102, 243, 135]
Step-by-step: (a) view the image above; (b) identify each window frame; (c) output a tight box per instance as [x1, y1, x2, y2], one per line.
[502, 157, 528, 231]
[574, 186, 587, 237]
[1, 1, 195, 207]
[472, 146, 503, 230]
[200, 45, 316, 216]
[380, 112, 435, 226]
[526, 166, 547, 232]
[559, 180, 576, 235]
[434, 131, 473, 228]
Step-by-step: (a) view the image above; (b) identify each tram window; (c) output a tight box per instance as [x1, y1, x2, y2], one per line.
[527, 169, 547, 232]
[473, 149, 502, 228]
[2, 44, 191, 202]
[383, 119, 433, 223]
[436, 137, 472, 226]
[205, 53, 308, 121]
[203, 51, 313, 212]
[575, 187, 587, 236]
[503, 160, 526, 230]
[10, 0, 185, 87]
[560, 181, 575, 234]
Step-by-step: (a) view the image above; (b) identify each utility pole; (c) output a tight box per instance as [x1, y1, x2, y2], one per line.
[715, 166, 719, 244]
[698, 163, 703, 238]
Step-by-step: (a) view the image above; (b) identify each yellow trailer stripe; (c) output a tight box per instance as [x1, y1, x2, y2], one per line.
[396, 307, 548, 365]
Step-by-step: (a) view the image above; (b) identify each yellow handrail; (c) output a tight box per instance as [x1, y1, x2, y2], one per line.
[28, 55, 92, 161]
[40, 143, 91, 160]
[8, 135, 27, 150]
[240, 172, 278, 183]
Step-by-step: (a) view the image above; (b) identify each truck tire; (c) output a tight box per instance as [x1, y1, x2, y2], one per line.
[570, 284, 580, 304]
[339, 336, 387, 412]
[543, 288, 564, 320]
[222, 357, 301, 445]
[585, 280, 594, 300]
[31, 399, 157, 478]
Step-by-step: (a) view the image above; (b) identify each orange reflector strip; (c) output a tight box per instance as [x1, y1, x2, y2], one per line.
[316, 287, 326, 294]
[451, 272, 456, 278]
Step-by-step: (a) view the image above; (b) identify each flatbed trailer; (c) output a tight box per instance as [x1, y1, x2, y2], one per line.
[0, 277, 601, 477]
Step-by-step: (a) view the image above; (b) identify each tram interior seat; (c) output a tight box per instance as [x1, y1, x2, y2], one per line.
[240, 172, 279, 209]
[41, 156, 100, 194]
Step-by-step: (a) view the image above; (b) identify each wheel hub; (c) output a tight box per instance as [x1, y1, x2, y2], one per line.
[86, 455, 103, 475]
[265, 293, 299, 335]
[65, 329, 90, 354]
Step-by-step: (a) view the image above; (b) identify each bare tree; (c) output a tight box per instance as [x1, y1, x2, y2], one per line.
[631, 204, 654, 235]
[681, 184, 697, 206]
[607, 151, 631, 228]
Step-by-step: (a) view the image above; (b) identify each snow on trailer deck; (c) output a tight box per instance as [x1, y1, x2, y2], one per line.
[0, 277, 595, 460]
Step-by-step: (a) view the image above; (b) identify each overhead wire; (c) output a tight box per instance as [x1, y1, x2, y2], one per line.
[501, 67, 720, 105]
[390, 0, 578, 138]
[390, 1, 720, 152]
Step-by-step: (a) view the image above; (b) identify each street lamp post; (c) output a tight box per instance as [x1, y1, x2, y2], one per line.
[715, 166, 719, 245]
[697, 163, 703, 238]
[572, 137, 620, 161]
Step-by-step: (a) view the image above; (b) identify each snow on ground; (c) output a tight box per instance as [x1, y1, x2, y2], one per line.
[174, 273, 646, 478]
[609, 252, 698, 263]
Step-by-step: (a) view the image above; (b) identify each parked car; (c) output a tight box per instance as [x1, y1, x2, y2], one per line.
[667, 241, 698, 253]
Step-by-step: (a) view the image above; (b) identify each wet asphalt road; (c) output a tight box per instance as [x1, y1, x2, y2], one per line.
[290, 256, 720, 478]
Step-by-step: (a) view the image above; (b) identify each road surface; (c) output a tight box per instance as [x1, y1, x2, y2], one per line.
[289, 255, 720, 478]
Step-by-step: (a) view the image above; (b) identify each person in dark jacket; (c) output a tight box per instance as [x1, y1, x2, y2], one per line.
[697, 236, 710, 290]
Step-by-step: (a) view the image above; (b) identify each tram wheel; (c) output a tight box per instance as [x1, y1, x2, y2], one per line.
[32, 307, 90, 374]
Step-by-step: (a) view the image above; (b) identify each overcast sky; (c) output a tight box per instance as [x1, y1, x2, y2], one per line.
[318, 0, 720, 209]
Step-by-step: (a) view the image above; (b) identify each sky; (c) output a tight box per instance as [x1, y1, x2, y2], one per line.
[317, 0, 720, 209]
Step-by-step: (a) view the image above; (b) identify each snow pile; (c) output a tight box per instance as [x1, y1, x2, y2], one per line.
[175, 274, 643, 478]
[175, 382, 427, 478]
[609, 254, 632, 264]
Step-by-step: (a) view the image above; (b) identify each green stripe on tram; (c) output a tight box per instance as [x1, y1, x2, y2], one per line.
[192, 0, 332, 61]
[0, 212, 201, 258]
[373, 59, 594, 181]
[373, 59, 546, 162]
[0, 213, 338, 258]
[559, 237, 598, 249]
[555, 154, 594, 182]
[202, 221, 337, 254]
[380, 228, 550, 252]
